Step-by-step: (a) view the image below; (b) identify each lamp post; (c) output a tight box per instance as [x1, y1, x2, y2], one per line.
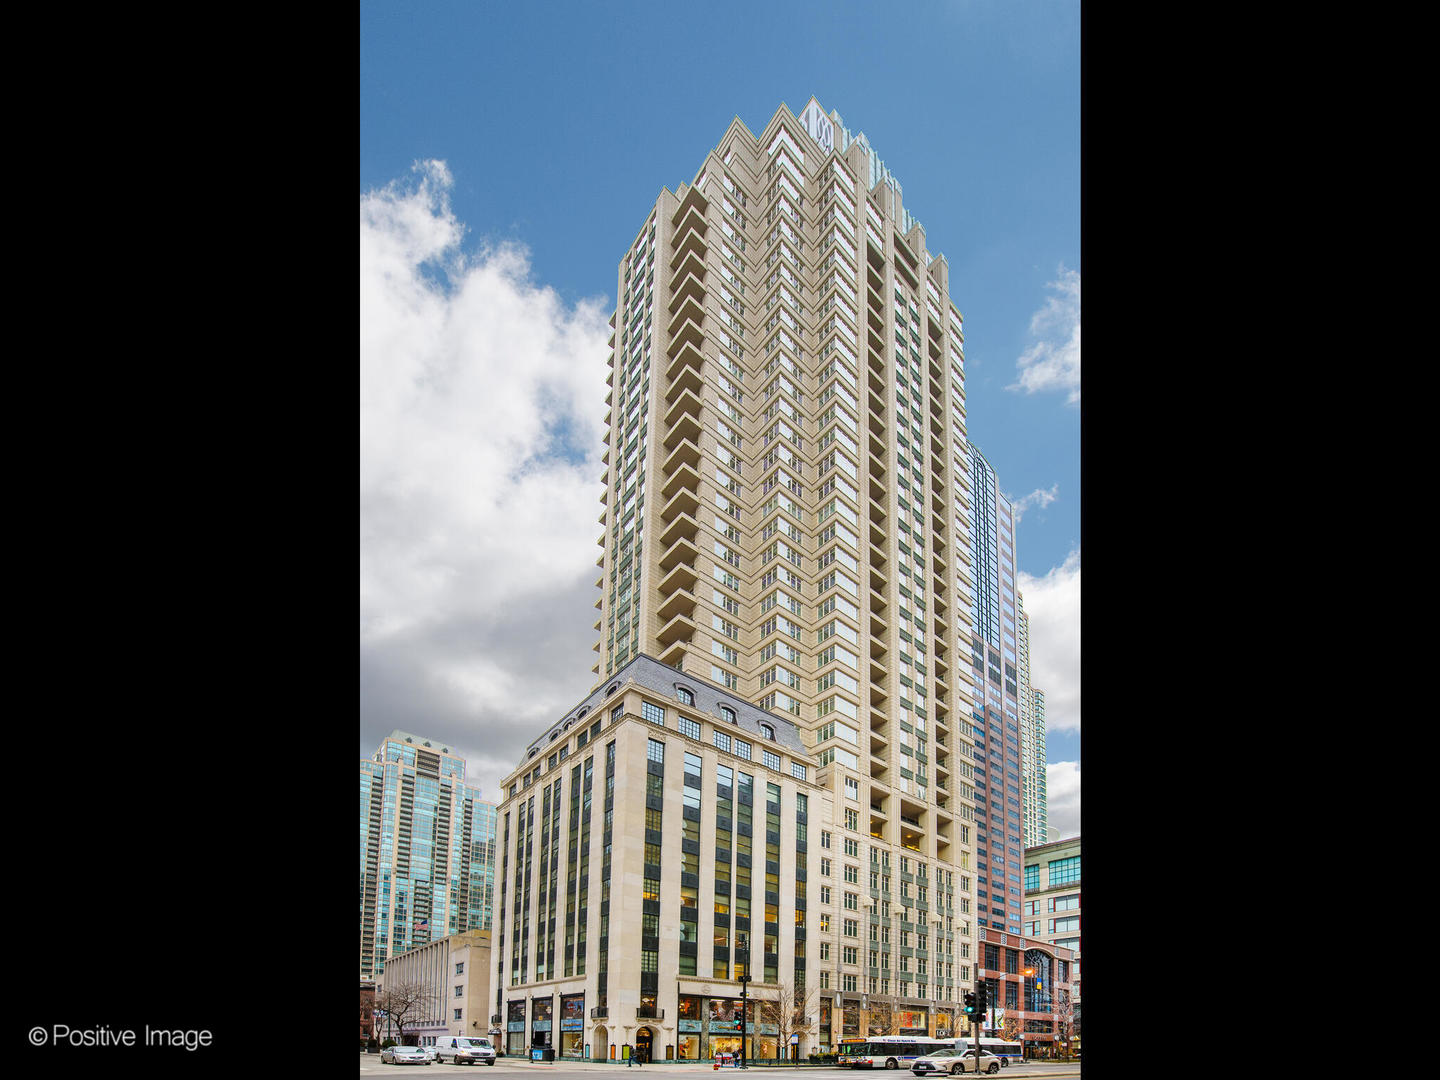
[737, 974, 752, 1068]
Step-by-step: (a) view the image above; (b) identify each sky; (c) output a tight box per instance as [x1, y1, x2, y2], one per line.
[360, 0, 1081, 839]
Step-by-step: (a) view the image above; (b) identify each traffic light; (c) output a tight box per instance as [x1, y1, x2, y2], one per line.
[962, 992, 975, 1020]
[974, 984, 988, 1017]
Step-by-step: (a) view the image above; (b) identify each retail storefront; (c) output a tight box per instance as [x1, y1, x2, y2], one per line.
[505, 1001, 526, 1056]
[559, 995, 585, 1059]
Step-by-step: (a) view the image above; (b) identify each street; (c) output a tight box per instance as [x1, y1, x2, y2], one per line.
[359, 1058, 1080, 1079]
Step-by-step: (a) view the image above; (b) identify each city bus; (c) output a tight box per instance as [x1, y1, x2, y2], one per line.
[838, 1036, 954, 1069]
[948, 1038, 1024, 1066]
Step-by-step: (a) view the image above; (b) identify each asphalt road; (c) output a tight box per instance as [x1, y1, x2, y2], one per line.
[359, 1058, 1080, 1079]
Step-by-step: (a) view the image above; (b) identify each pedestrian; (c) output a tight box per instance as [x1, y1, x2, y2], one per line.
[626, 1044, 632, 1067]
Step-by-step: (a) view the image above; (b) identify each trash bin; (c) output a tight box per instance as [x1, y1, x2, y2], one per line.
[542, 1048, 555, 1062]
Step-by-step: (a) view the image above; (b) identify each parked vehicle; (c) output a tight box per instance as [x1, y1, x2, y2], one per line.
[436, 1036, 497, 1065]
[380, 1044, 431, 1065]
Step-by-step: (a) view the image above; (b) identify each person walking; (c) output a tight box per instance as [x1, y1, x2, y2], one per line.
[626, 1044, 632, 1067]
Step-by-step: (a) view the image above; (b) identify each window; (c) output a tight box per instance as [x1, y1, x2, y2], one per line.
[455, 985, 464, 997]
[734, 739, 752, 761]
[714, 731, 731, 753]
[721, 706, 737, 724]
[763, 749, 781, 771]
[454, 1009, 463, 1021]
[791, 761, 806, 780]
[647, 738, 665, 763]
[759, 722, 776, 740]
[455, 962, 464, 975]
[642, 700, 665, 726]
[679, 715, 701, 739]
[678, 687, 694, 705]
[1048, 855, 1080, 886]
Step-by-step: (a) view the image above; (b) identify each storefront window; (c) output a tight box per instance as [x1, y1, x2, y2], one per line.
[507, 1000, 526, 1055]
[560, 994, 584, 1058]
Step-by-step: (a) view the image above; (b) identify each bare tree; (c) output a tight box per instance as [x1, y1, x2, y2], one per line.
[361, 985, 377, 1043]
[865, 995, 896, 1037]
[758, 981, 818, 1062]
[374, 979, 439, 1044]
[1051, 988, 1076, 1058]
[999, 1014, 1021, 1043]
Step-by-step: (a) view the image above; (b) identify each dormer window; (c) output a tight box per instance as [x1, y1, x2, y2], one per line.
[721, 706, 737, 725]
[759, 722, 776, 741]
[677, 687, 694, 706]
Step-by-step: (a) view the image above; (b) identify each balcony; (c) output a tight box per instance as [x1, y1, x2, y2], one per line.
[590, 1006, 609, 1019]
[636, 1007, 665, 1020]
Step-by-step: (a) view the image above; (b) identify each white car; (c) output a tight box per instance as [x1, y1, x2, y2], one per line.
[911, 1048, 1000, 1075]
[436, 1036, 498, 1065]
[380, 1044, 431, 1065]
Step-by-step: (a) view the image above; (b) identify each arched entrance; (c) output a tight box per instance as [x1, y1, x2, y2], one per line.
[634, 1026, 654, 1063]
[594, 1026, 608, 1061]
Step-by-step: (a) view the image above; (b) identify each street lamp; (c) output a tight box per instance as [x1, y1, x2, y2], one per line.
[737, 974, 752, 1069]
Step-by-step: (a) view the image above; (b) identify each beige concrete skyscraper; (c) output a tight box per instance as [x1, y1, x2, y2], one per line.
[489, 99, 1088, 1064]
[593, 97, 978, 1041]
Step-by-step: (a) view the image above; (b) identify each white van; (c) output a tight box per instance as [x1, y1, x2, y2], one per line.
[435, 1036, 496, 1065]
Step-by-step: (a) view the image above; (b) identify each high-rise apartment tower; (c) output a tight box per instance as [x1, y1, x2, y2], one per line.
[506, 96, 987, 1055]
[1017, 598, 1047, 849]
[360, 730, 498, 980]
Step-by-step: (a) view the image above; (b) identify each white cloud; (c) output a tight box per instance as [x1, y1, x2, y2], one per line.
[1010, 483, 1059, 523]
[1009, 266, 1080, 404]
[1018, 548, 1080, 736]
[1045, 760, 1081, 841]
[360, 160, 612, 799]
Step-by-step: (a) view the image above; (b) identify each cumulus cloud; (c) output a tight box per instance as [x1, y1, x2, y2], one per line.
[1018, 548, 1080, 737]
[1009, 266, 1080, 404]
[360, 160, 612, 799]
[1045, 759, 1081, 841]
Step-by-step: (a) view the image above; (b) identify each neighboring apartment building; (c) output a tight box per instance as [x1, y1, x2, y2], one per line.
[1016, 600, 1047, 849]
[1022, 835, 1080, 1039]
[491, 96, 1080, 1061]
[966, 447, 1074, 1038]
[377, 929, 494, 1048]
[360, 731, 498, 979]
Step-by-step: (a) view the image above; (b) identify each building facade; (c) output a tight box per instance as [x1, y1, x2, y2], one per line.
[591, 97, 984, 1051]
[1022, 835, 1080, 1049]
[360, 731, 498, 980]
[965, 446, 1026, 942]
[1016, 599, 1047, 849]
[377, 929, 494, 1049]
[495, 657, 828, 1062]
[492, 97, 1070, 1062]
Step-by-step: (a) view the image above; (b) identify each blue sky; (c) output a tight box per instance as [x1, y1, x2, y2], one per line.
[360, 0, 1081, 837]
